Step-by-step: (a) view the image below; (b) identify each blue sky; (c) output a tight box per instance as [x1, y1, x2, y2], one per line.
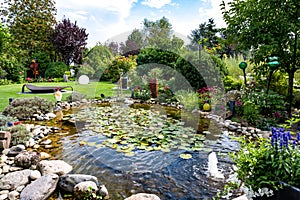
[56, 0, 231, 47]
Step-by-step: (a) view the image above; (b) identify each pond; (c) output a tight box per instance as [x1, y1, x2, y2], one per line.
[40, 102, 239, 200]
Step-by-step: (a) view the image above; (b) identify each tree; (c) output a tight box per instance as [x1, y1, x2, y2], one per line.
[80, 44, 113, 80]
[221, 0, 300, 115]
[0, 23, 24, 82]
[51, 18, 89, 66]
[189, 18, 219, 49]
[0, 0, 57, 62]
[120, 29, 144, 56]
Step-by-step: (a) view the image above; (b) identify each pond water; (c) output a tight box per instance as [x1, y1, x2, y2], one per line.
[40, 103, 239, 200]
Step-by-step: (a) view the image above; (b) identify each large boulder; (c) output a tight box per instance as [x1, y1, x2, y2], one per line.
[59, 174, 99, 193]
[0, 169, 32, 190]
[125, 193, 161, 200]
[38, 160, 72, 176]
[14, 151, 41, 168]
[20, 174, 59, 200]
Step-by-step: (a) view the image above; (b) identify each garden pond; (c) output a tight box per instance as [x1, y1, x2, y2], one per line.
[36, 102, 240, 200]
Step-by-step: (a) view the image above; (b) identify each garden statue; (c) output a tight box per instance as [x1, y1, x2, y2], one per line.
[29, 59, 39, 79]
[54, 87, 62, 104]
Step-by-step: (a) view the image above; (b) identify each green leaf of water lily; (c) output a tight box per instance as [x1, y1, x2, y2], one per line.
[180, 153, 192, 159]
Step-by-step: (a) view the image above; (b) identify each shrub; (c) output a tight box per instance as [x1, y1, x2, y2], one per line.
[223, 76, 243, 92]
[3, 97, 54, 120]
[176, 90, 199, 111]
[10, 124, 32, 145]
[242, 101, 260, 125]
[45, 62, 69, 79]
[133, 86, 151, 102]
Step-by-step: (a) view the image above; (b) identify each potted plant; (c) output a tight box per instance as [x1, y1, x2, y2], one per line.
[227, 127, 300, 200]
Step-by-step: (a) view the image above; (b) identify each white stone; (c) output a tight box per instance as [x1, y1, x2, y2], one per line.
[30, 170, 41, 180]
[8, 191, 19, 200]
[0, 155, 8, 163]
[0, 194, 8, 200]
[2, 165, 10, 173]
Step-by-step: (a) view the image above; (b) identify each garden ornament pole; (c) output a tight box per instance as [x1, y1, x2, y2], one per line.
[266, 56, 280, 95]
[239, 61, 247, 86]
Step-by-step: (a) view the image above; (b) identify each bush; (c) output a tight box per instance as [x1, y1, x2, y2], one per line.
[45, 62, 69, 79]
[243, 100, 260, 125]
[3, 97, 54, 120]
[223, 76, 243, 92]
[10, 124, 32, 145]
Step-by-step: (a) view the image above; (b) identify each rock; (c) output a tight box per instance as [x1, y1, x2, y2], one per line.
[40, 152, 51, 160]
[44, 145, 53, 149]
[0, 131, 11, 149]
[45, 113, 56, 119]
[2, 165, 10, 173]
[0, 193, 8, 200]
[73, 181, 98, 199]
[38, 160, 72, 176]
[41, 139, 52, 145]
[9, 167, 23, 172]
[30, 170, 41, 180]
[125, 193, 161, 200]
[20, 174, 59, 200]
[14, 151, 41, 168]
[0, 169, 32, 190]
[99, 185, 109, 197]
[228, 125, 238, 131]
[2, 149, 10, 155]
[59, 174, 99, 193]
[8, 191, 19, 200]
[7, 145, 25, 156]
[232, 194, 248, 200]
[26, 138, 36, 147]
[0, 190, 9, 195]
[0, 155, 8, 163]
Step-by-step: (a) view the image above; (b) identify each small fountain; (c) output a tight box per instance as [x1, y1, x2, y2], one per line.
[207, 151, 225, 180]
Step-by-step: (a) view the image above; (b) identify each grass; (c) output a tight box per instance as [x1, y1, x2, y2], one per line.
[0, 81, 127, 111]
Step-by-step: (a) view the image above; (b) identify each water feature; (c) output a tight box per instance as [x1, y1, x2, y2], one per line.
[41, 103, 239, 199]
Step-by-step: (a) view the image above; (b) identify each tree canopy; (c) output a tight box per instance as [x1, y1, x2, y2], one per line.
[51, 18, 89, 66]
[221, 0, 300, 115]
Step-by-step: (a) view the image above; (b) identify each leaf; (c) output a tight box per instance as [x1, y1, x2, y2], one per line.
[180, 153, 192, 159]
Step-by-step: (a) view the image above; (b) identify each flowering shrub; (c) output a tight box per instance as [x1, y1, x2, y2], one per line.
[196, 86, 219, 110]
[133, 86, 151, 102]
[228, 127, 300, 199]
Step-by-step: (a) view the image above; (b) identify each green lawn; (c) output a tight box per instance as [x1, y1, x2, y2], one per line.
[0, 81, 125, 111]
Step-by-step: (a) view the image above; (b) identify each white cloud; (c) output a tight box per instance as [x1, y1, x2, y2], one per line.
[56, 0, 137, 19]
[61, 11, 88, 21]
[141, 0, 172, 9]
[198, 0, 231, 28]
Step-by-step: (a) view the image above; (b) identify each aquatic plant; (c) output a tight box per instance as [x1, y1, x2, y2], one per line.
[74, 105, 205, 156]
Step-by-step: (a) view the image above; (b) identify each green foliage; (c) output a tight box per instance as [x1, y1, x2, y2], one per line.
[45, 62, 69, 79]
[230, 133, 300, 194]
[0, 113, 17, 131]
[223, 76, 242, 92]
[10, 124, 32, 145]
[3, 97, 54, 120]
[244, 90, 287, 118]
[221, 0, 300, 115]
[157, 85, 177, 104]
[242, 101, 260, 125]
[81, 44, 113, 80]
[83, 186, 102, 200]
[105, 55, 137, 83]
[0, 0, 57, 63]
[133, 87, 151, 102]
[175, 90, 199, 111]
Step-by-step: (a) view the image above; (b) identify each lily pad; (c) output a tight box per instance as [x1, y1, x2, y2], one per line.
[180, 153, 192, 159]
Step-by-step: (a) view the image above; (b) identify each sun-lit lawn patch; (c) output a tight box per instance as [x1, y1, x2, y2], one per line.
[0, 81, 121, 111]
